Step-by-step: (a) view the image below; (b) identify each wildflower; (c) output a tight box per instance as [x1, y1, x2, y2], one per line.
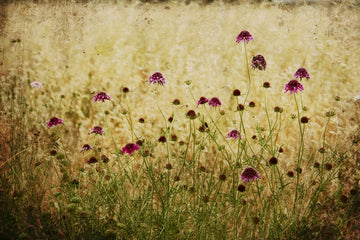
[233, 89, 241, 96]
[284, 79, 304, 94]
[249, 101, 255, 108]
[208, 97, 222, 107]
[81, 144, 93, 152]
[237, 184, 246, 192]
[251, 55, 266, 71]
[101, 154, 110, 163]
[293, 68, 310, 80]
[325, 163, 333, 171]
[136, 139, 143, 146]
[263, 82, 271, 88]
[47, 117, 63, 127]
[158, 136, 167, 143]
[269, 157, 278, 165]
[165, 163, 172, 170]
[149, 72, 166, 85]
[186, 110, 197, 119]
[87, 157, 98, 164]
[197, 96, 209, 105]
[227, 129, 241, 140]
[236, 30, 254, 44]
[219, 174, 227, 181]
[172, 99, 180, 105]
[313, 162, 320, 168]
[171, 135, 178, 141]
[93, 91, 111, 102]
[287, 171, 294, 177]
[90, 126, 104, 135]
[241, 167, 260, 182]
[300, 116, 309, 124]
[274, 106, 283, 113]
[30, 81, 43, 89]
[237, 104, 245, 111]
[122, 143, 140, 156]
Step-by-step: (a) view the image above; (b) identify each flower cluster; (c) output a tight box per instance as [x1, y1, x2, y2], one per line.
[47, 117, 63, 127]
[251, 55, 266, 71]
[93, 91, 111, 102]
[227, 129, 241, 140]
[30, 81, 43, 89]
[293, 67, 310, 80]
[236, 31, 254, 44]
[284, 79, 304, 94]
[241, 167, 260, 182]
[122, 143, 140, 156]
[90, 126, 104, 135]
[149, 72, 166, 85]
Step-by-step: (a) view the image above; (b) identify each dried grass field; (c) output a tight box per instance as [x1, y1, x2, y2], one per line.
[1, 0, 360, 239]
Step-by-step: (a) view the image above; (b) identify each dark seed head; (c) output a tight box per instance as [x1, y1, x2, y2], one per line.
[172, 99, 180, 105]
[237, 184, 246, 192]
[325, 163, 332, 171]
[249, 101, 255, 108]
[269, 157, 278, 165]
[287, 171, 294, 177]
[219, 174, 227, 181]
[237, 104, 245, 111]
[122, 87, 129, 93]
[233, 89, 241, 96]
[300, 116, 309, 124]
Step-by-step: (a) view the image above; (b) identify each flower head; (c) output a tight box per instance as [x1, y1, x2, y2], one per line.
[90, 126, 104, 135]
[197, 96, 209, 105]
[284, 79, 304, 94]
[208, 97, 222, 107]
[227, 129, 241, 140]
[251, 55, 266, 71]
[93, 91, 111, 102]
[86, 157, 98, 164]
[47, 117, 63, 127]
[30, 81, 43, 89]
[122, 143, 140, 156]
[236, 31, 254, 44]
[241, 167, 260, 182]
[293, 68, 310, 80]
[149, 72, 166, 85]
[81, 144, 93, 152]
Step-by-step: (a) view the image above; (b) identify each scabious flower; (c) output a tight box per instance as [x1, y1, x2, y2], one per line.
[251, 55, 266, 70]
[284, 79, 304, 94]
[90, 126, 104, 135]
[241, 167, 260, 182]
[236, 30, 254, 44]
[208, 97, 222, 107]
[81, 144, 93, 152]
[47, 117, 63, 127]
[149, 72, 166, 85]
[86, 157, 98, 164]
[293, 68, 310, 80]
[227, 129, 241, 140]
[30, 81, 43, 89]
[93, 91, 111, 102]
[122, 143, 140, 156]
[197, 96, 209, 105]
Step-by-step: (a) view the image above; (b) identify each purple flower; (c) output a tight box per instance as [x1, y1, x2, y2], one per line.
[293, 68, 310, 80]
[47, 117, 63, 127]
[122, 143, 140, 156]
[81, 144, 93, 152]
[149, 72, 166, 85]
[208, 97, 222, 107]
[284, 79, 304, 94]
[93, 91, 111, 102]
[197, 96, 209, 105]
[251, 55, 266, 71]
[227, 129, 241, 140]
[30, 81, 43, 89]
[90, 126, 104, 135]
[236, 31, 254, 44]
[86, 157, 98, 164]
[241, 167, 260, 183]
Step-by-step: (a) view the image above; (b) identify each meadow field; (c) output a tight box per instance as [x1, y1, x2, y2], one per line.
[1, 0, 360, 239]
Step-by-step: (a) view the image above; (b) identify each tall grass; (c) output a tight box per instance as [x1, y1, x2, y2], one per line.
[1, 0, 360, 239]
